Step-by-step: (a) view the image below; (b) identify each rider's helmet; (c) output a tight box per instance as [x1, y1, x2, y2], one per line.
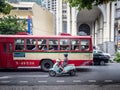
[56, 58, 60, 63]
[64, 53, 68, 57]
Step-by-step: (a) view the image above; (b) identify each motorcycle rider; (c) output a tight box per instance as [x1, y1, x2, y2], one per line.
[53, 54, 68, 73]
[53, 58, 62, 73]
[60, 53, 68, 72]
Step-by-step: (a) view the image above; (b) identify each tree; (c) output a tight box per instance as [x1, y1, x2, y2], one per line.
[0, 15, 27, 34]
[65, 0, 116, 10]
[0, 0, 12, 14]
[114, 52, 120, 63]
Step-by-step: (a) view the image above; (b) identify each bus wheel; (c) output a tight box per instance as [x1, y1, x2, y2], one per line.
[41, 60, 53, 72]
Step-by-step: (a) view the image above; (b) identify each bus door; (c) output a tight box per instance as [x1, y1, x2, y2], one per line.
[0, 42, 16, 68]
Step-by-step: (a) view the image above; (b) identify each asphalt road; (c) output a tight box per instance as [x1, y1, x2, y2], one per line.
[0, 63, 120, 85]
[1, 63, 120, 90]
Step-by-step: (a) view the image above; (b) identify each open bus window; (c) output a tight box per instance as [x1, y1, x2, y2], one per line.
[15, 39, 24, 50]
[38, 39, 47, 50]
[60, 39, 70, 50]
[49, 39, 58, 50]
[26, 39, 36, 50]
[80, 40, 89, 51]
[71, 40, 79, 51]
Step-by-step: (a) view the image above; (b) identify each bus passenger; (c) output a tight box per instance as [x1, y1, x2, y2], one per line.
[53, 45, 58, 50]
[49, 46, 54, 51]
[41, 45, 47, 50]
[32, 46, 36, 50]
[85, 45, 89, 51]
[75, 46, 79, 50]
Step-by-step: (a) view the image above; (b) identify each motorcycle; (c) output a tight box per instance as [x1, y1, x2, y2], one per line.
[49, 64, 76, 77]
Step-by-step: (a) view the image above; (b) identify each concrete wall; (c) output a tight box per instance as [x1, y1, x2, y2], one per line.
[32, 4, 54, 35]
[10, 10, 33, 17]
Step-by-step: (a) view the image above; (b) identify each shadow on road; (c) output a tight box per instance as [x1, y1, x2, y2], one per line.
[0, 64, 111, 72]
[76, 68, 92, 72]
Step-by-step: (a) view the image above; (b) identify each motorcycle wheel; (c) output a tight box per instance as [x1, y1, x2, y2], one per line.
[49, 70, 56, 77]
[69, 70, 76, 76]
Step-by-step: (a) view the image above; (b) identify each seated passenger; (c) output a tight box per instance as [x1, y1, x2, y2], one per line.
[85, 45, 89, 51]
[32, 46, 36, 50]
[41, 45, 47, 50]
[75, 46, 79, 50]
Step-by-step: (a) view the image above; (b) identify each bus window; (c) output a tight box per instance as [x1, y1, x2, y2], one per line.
[49, 39, 58, 50]
[15, 39, 24, 50]
[71, 40, 79, 51]
[38, 39, 47, 50]
[60, 39, 70, 50]
[26, 39, 36, 50]
[80, 40, 89, 51]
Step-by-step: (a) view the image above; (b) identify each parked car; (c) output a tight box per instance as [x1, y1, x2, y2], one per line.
[93, 53, 110, 65]
[93, 49, 111, 59]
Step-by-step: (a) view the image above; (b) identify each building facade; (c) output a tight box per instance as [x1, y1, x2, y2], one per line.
[55, 0, 119, 55]
[115, 0, 120, 52]
[8, 2, 54, 35]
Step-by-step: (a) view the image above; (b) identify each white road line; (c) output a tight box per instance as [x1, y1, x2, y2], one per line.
[38, 81, 48, 83]
[0, 76, 10, 79]
[56, 80, 65, 83]
[73, 80, 81, 83]
[0, 81, 10, 83]
[104, 80, 113, 82]
[0, 75, 48, 79]
[88, 80, 96, 83]
[19, 81, 28, 83]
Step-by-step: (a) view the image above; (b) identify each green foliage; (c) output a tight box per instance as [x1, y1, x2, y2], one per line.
[65, 0, 116, 10]
[0, 0, 12, 14]
[0, 15, 27, 34]
[114, 52, 120, 62]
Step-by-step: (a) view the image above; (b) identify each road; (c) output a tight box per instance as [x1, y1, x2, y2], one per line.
[0, 63, 120, 90]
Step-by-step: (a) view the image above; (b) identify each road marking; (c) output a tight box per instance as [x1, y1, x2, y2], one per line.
[88, 80, 96, 83]
[0, 75, 48, 79]
[104, 80, 113, 82]
[38, 81, 48, 83]
[0, 76, 10, 79]
[0, 81, 10, 83]
[19, 81, 28, 83]
[56, 80, 65, 83]
[73, 80, 81, 83]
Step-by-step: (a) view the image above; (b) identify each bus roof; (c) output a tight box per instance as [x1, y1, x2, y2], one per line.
[0, 35, 92, 39]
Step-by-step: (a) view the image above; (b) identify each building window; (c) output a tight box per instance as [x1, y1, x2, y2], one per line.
[78, 24, 90, 35]
[62, 21, 67, 33]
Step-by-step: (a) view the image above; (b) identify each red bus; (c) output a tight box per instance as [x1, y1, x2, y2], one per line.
[0, 34, 93, 71]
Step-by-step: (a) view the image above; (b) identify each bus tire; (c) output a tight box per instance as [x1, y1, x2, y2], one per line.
[41, 60, 53, 72]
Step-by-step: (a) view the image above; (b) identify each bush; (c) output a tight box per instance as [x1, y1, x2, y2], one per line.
[114, 52, 120, 62]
